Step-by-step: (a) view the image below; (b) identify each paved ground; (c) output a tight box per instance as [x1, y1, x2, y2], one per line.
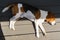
[0, 18, 60, 40]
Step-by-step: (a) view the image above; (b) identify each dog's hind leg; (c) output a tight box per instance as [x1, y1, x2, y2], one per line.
[9, 13, 21, 30]
[9, 19, 16, 31]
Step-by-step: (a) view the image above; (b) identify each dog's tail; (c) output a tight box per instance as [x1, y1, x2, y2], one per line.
[2, 5, 12, 13]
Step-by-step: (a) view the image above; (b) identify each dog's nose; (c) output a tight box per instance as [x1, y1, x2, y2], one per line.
[51, 23, 56, 25]
[51, 21, 56, 25]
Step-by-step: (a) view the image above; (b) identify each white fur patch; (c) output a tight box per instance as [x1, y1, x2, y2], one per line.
[40, 10, 48, 19]
[18, 3, 23, 13]
[18, 3, 22, 8]
[20, 10, 35, 21]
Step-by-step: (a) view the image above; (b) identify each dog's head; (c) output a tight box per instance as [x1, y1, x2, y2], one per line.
[45, 12, 56, 25]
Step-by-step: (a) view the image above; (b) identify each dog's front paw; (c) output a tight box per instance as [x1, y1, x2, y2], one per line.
[10, 27, 15, 31]
[9, 26, 15, 31]
[35, 32, 40, 38]
[42, 32, 47, 36]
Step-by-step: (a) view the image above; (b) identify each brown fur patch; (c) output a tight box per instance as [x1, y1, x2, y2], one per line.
[12, 4, 25, 16]
[34, 10, 40, 19]
[20, 6, 25, 12]
[12, 4, 18, 16]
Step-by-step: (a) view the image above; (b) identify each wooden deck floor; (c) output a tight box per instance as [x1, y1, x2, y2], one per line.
[0, 18, 60, 40]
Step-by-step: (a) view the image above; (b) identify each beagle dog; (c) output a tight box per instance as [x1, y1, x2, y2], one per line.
[2, 3, 56, 38]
